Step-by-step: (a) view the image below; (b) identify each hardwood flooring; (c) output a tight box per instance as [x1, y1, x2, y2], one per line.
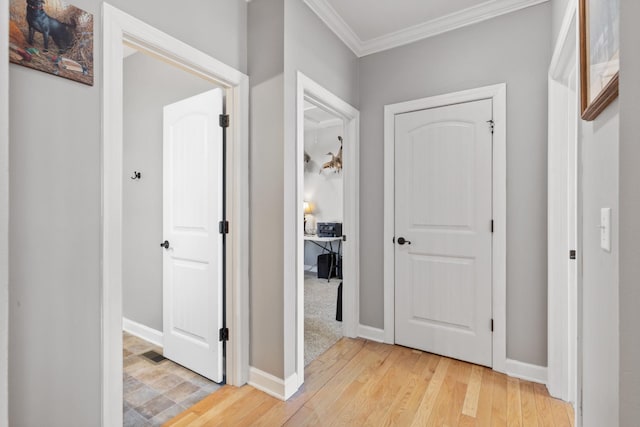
[165, 338, 574, 427]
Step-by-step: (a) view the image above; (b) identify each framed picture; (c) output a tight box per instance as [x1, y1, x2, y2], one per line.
[579, 0, 619, 121]
[9, 0, 93, 86]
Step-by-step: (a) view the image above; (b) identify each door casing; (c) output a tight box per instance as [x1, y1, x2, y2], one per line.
[289, 72, 360, 396]
[102, 4, 249, 426]
[383, 84, 507, 373]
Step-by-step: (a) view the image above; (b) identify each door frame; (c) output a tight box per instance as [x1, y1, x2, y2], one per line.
[383, 84, 507, 373]
[0, 0, 9, 423]
[547, 0, 580, 414]
[291, 72, 360, 392]
[102, 4, 249, 426]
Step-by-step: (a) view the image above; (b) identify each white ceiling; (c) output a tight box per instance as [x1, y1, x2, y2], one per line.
[303, 0, 549, 57]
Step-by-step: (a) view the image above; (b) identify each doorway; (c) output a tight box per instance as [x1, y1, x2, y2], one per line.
[291, 73, 360, 394]
[120, 46, 225, 425]
[383, 84, 507, 372]
[302, 99, 345, 366]
[102, 4, 249, 426]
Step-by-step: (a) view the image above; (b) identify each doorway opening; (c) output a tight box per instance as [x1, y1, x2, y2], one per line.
[102, 4, 249, 426]
[302, 99, 345, 366]
[291, 73, 360, 395]
[121, 45, 224, 425]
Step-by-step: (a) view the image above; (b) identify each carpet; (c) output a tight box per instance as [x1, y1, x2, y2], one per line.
[304, 273, 343, 366]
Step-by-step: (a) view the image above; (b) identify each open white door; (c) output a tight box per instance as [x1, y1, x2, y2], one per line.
[394, 99, 493, 367]
[162, 89, 224, 383]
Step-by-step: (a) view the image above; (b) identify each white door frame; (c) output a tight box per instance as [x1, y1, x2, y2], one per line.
[383, 84, 507, 373]
[102, 4, 249, 426]
[0, 0, 9, 424]
[290, 72, 360, 392]
[547, 0, 580, 413]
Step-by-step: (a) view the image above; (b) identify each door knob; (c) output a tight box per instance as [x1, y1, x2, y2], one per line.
[160, 240, 170, 249]
[397, 237, 411, 245]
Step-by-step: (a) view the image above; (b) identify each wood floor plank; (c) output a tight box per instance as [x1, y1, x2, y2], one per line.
[491, 372, 508, 426]
[462, 365, 484, 417]
[409, 357, 451, 426]
[164, 338, 574, 427]
[520, 381, 540, 427]
[474, 367, 494, 426]
[549, 394, 572, 427]
[506, 377, 523, 427]
[370, 352, 440, 427]
[533, 382, 557, 427]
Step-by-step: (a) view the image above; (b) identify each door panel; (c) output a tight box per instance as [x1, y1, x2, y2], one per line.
[163, 89, 223, 382]
[394, 99, 493, 367]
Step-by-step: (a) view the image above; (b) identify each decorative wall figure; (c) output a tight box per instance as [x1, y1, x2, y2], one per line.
[9, 0, 94, 85]
[320, 136, 343, 173]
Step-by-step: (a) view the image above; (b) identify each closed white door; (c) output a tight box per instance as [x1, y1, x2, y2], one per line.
[162, 89, 223, 382]
[394, 99, 493, 367]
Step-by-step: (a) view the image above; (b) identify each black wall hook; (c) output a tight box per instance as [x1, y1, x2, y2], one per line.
[131, 171, 141, 180]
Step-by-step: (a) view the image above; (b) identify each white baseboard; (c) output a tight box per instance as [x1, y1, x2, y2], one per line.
[505, 359, 547, 385]
[248, 367, 299, 401]
[357, 324, 385, 343]
[122, 317, 163, 348]
[304, 264, 318, 273]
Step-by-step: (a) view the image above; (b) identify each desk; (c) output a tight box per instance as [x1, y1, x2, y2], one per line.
[304, 235, 342, 282]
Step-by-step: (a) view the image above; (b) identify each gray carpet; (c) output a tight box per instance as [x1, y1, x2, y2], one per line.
[304, 273, 343, 366]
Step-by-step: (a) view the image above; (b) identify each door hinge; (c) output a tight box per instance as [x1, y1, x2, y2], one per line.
[219, 114, 230, 128]
[219, 220, 229, 234]
[570, 249, 577, 260]
[342, 235, 347, 242]
[491, 319, 494, 332]
[491, 220, 494, 233]
[219, 327, 229, 342]
[487, 119, 495, 134]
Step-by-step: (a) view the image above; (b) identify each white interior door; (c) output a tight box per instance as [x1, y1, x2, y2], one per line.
[394, 99, 493, 367]
[162, 89, 223, 382]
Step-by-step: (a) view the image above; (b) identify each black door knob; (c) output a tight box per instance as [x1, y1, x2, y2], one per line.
[160, 240, 170, 249]
[397, 237, 411, 245]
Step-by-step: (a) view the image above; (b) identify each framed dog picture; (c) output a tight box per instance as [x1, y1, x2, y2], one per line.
[9, 0, 93, 86]
[579, 0, 619, 121]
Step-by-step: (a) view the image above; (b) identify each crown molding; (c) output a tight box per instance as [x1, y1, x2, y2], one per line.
[302, 0, 362, 55]
[304, 0, 550, 57]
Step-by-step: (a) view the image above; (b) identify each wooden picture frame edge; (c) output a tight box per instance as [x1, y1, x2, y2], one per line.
[579, 0, 620, 121]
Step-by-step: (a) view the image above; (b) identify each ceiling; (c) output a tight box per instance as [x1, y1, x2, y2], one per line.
[303, 0, 549, 57]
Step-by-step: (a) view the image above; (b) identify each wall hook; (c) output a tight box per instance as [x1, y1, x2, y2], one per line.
[131, 171, 141, 180]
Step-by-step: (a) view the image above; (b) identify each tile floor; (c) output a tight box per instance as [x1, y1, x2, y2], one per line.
[123, 332, 221, 426]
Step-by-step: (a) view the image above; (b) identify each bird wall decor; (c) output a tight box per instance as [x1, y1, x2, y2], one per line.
[320, 136, 343, 173]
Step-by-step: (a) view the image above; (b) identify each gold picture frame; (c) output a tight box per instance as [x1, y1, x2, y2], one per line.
[579, 0, 619, 121]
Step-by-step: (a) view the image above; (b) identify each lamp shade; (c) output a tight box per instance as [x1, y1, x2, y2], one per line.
[303, 201, 313, 214]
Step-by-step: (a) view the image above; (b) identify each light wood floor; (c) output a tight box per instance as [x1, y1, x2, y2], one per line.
[165, 338, 574, 427]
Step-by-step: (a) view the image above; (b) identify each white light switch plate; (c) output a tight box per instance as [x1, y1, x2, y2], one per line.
[600, 208, 611, 252]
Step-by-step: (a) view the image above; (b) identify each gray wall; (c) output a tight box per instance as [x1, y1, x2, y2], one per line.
[8, 1, 247, 425]
[619, 0, 640, 423]
[122, 52, 215, 333]
[579, 102, 620, 426]
[551, 0, 570, 45]
[358, 3, 552, 366]
[248, 0, 286, 379]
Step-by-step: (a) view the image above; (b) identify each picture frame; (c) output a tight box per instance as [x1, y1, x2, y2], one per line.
[579, 0, 619, 121]
[9, 0, 93, 86]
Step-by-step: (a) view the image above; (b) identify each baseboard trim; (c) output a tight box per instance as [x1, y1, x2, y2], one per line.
[505, 359, 547, 385]
[357, 324, 385, 343]
[122, 317, 163, 348]
[248, 367, 298, 401]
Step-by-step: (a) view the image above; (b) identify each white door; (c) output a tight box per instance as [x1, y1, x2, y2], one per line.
[162, 89, 224, 382]
[394, 99, 493, 367]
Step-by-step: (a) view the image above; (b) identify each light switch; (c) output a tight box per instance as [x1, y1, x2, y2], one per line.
[600, 208, 611, 252]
